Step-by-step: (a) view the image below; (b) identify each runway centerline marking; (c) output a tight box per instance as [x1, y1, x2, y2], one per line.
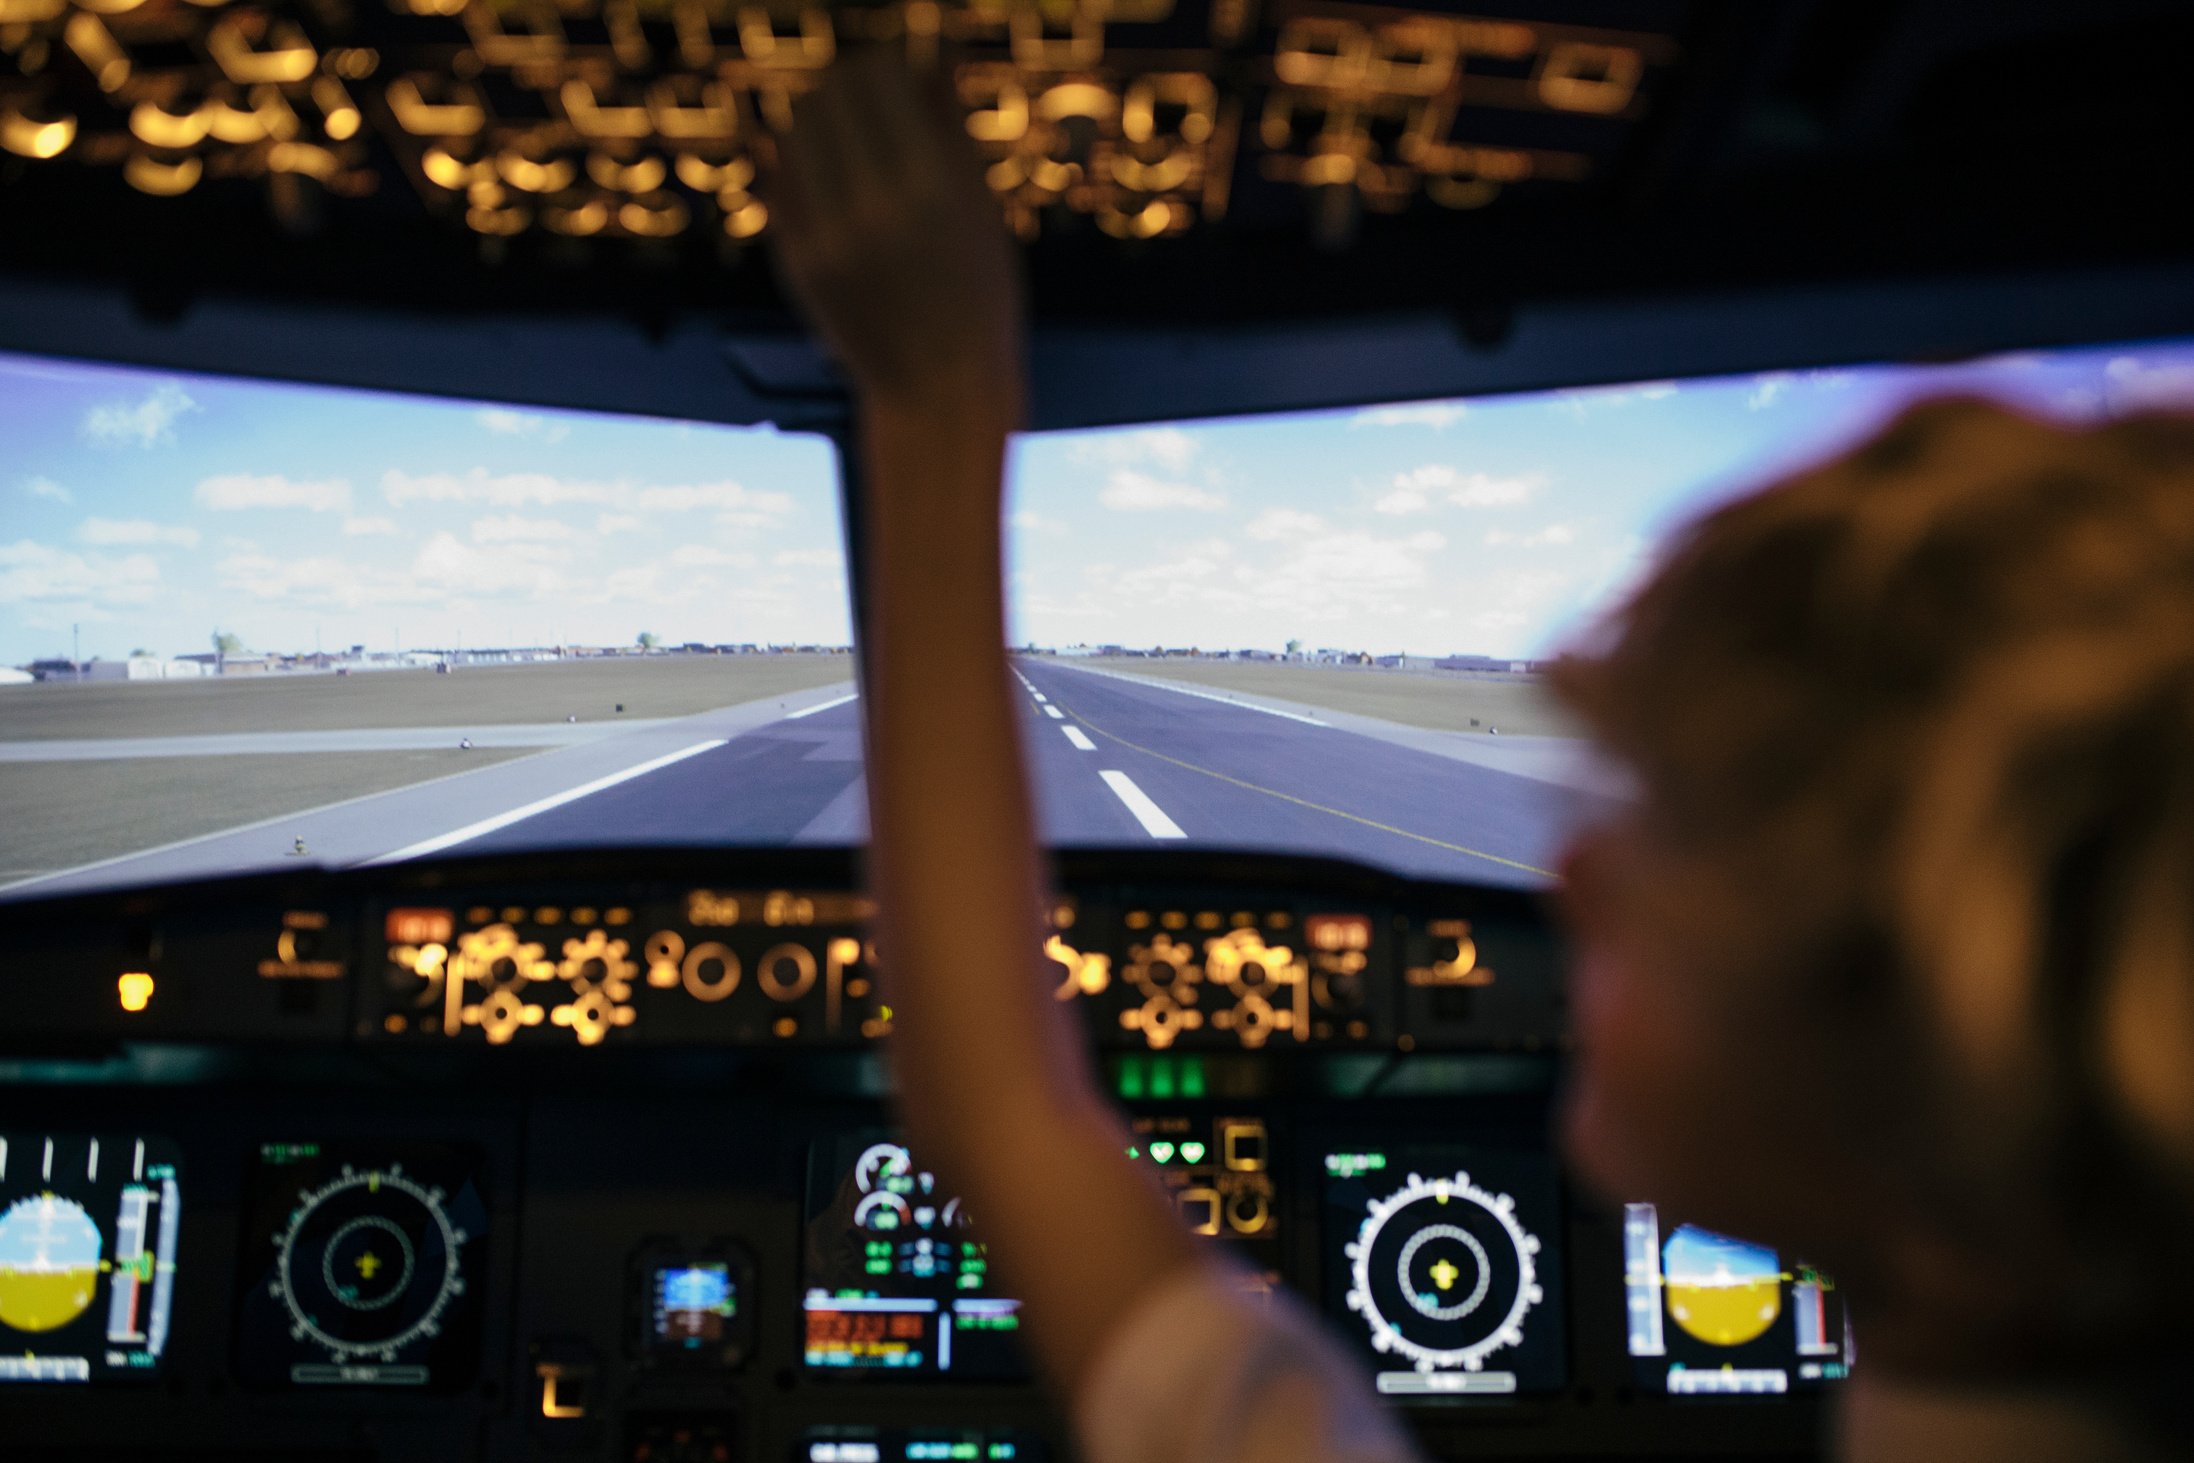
[1052, 694, 1552, 878]
[1060, 726, 1096, 751]
[359, 739, 728, 866]
[1043, 705, 1064, 719]
[1100, 770, 1186, 839]
[784, 691, 859, 720]
[1032, 692, 1048, 703]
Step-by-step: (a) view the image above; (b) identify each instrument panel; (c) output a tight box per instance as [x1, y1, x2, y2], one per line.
[0, 849, 1837, 1460]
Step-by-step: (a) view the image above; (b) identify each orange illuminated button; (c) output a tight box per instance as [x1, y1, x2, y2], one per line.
[1304, 913, 1371, 951]
[387, 907, 455, 945]
[117, 972, 154, 1013]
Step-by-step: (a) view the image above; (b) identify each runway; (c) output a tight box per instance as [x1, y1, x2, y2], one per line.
[3, 662, 1606, 897]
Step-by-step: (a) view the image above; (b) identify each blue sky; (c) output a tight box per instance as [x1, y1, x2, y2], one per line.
[6, 338, 2193, 666]
[1012, 338, 2194, 658]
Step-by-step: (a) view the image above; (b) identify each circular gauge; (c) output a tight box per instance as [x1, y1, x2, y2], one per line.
[1344, 1170, 1544, 1373]
[271, 1163, 469, 1364]
[0, 1194, 103, 1333]
[853, 1191, 912, 1231]
[853, 1143, 911, 1195]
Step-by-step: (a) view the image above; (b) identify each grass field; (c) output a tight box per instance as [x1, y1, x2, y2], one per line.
[0, 654, 855, 742]
[0, 749, 531, 882]
[1078, 658, 1579, 738]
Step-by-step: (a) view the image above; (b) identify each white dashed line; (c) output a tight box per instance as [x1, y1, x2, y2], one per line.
[360, 740, 727, 865]
[784, 691, 859, 720]
[1032, 693, 1048, 703]
[1100, 770, 1186, 838]
[1061, 726, 1096, 751]
[1043, 705, 1064, 719]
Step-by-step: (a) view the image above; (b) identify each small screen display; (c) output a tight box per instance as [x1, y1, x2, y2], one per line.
[232, 1143, 489, 1389]
[0, 1133, 181, 1384]
[639, 1248, 751, 1370]
[1322, 1144, 1566, 1397]
[803, 1137, 1024, 1380]
[1622, 1203, 1851, 1395]
[802, 1428, 1046, 1462]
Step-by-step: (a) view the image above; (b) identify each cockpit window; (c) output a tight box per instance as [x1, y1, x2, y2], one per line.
[0, 352, 850, 896]
[6, 341, 2191, 897]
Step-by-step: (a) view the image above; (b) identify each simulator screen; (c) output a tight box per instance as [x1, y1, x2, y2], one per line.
[5, 340, 2191, 894]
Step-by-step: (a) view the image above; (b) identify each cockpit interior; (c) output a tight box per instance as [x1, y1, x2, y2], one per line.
[2, 1, 2191, 1459]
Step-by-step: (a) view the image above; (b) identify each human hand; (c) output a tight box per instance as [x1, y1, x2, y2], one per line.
[770, 49, 1026, 427]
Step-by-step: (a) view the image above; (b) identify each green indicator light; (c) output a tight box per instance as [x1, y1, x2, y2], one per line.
[953, 1445, 979, 1459]
[1118, 1056, 1146, 1100]
[866, 1260, 891, 1275]
[1180, 1141, 1206, 1164]
[1125, 1145, 1139, 1160]
[1180, 1058, 1207, 1098]
[1148, 1141, 1176, 1164]
[1323, 1152, 1389, 1179]
[990, 1447, 1016, 1459]
[1150, 1059, 1177, 1099]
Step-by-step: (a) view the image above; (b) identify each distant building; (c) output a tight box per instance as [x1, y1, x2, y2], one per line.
[82, 656, 207, 681]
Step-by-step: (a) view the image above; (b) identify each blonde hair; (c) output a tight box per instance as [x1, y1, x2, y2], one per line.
[1555, 397, 2194, 1365]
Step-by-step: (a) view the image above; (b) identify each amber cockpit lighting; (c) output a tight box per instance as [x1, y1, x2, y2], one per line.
[0, 0, 1678, 249]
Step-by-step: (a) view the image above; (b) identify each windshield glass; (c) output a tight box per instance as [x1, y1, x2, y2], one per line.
[0, 352, 851, 896]
[6, 341, 2191, 897]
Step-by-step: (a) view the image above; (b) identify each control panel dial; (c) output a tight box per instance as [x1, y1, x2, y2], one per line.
[1344, 1169, 1544, 1373]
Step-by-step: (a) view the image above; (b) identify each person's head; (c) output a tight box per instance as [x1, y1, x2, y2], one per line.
[1551, 398, 2194, 1388]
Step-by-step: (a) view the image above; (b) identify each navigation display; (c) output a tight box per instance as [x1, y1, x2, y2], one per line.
[232, 1142, 489, 1389]
[636, 1242, 753, 1372]
[1322, 1144, 1565, 1397]
[803, 1137, 1024, 1381]
[0, 1132, 180, 1383]
[1622, 1204, 1852, 1396]
[7, 342, 2192, 898]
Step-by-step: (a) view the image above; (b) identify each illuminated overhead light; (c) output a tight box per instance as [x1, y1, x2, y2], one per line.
[675, 152, 753, 192]
[117, 972, 154, 1013]
[497, 149, 577, 193]
[268, 142, 341, 181]
[1122, 74, 1216, 144]
[1036, 81, 1115, 125]
[1111, 151, 1192, 192]
[0, 106, 75, 160]
[124, 153, 202, 196]
[737, 6, 833, 69]
[984, 156, 1024, 192]
[962, 76, 1029, 143]
[467, 201, 530, 236]
[545, 198, 610, 236]
[619, 193, 689, 237]
[386, 75, 484, 136]
[129, 99, 212, 150]
[63, 12, 130, 92]
[722, 197, 767, 238]
[561, 79, 651, 140]
[587, 152, 666, 193]
[314, 77, 360, 141]
[0, 0, 66, 21]
[421, 145, 488, 191]
[208, 14, 317, 86]
[1535, 41, 1642, 115]
[1009, 8, 1101, 69]
[648, 77, 736, 140]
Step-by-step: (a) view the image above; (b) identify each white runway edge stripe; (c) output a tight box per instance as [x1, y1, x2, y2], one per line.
[360, 740, 728, 866]
[1099, 770, 1186, 838]
[1061, 726, 1097, 751]
[1055, 663, 1328, 726]
[785, 691, 860, 720]
[1043, 705, 1064, 719]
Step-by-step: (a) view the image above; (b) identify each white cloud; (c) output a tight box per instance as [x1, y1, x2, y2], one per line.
[81, 382, 199, 448]
[1484, 522, 1577, 548]
[2103, 355, 2194, 413]
[476, 407, 572, 443]
[1373, 486, 1430, 515]
[1245, 508, 1326, 541]
[1073, 427, 1199, 474]
[78, 517, 201, 548]
[195, 474, 353, 512]
[1551, 380, 1680, 418]
[1747, 372, 1795, 411]
[1098, 470, 1226, 512]
[1391, 465, 1543, 508]
[0, 539, 162, 606]
[343, 516, 399, 536]
[595, 513, 645, 536]
[1352, 401, 1469, 430]
[669, 545, 758, 569]
[381, 468, 792, 521]
[25, 476, 71, 504]
[471, 515, 580, 544]
[772, 548, 844, 569]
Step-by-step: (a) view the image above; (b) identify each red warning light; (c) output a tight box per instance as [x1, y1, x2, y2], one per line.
[386, 907, 455, 945]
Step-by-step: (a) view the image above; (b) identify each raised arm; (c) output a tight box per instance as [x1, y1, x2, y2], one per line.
[769, 51, 1203, 1395]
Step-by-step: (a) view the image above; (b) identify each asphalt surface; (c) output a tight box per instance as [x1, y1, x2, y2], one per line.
[5, 663, 1609, 897]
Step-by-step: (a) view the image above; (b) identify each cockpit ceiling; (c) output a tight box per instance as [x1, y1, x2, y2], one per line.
[0, 0, 1680, 249]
